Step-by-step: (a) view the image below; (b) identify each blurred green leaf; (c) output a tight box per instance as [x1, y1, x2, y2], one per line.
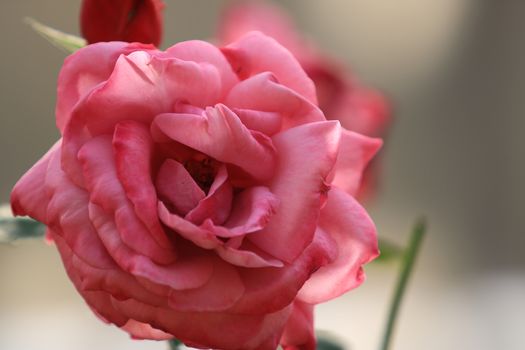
[24, 17, 86, 53]
[317, 337, 345, 350]
[0, 216, 45, 244]
[375, 238, 404, 263]
[168, 339, 183, 350]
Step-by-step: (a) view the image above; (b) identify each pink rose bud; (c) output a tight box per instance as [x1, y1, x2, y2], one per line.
[80, 0, 164, 46]
[12, 33, 381, 349]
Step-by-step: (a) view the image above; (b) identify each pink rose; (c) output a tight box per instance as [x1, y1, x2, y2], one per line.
[218, 1, 390, 198]
[11, 32, 380, 349]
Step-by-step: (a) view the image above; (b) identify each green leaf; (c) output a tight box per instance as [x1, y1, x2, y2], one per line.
[374, 238, 404, 263]
[379, 218, 427, 350]
[0, 216, 46, 244]
[24, 17, 86, 53]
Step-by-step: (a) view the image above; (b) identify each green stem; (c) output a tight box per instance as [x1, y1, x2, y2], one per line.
[380, 219, 426, 350]
[375, 238, 404, 263]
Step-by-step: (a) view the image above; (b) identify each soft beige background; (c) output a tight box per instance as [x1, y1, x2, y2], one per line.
[1, 1, 524, 349]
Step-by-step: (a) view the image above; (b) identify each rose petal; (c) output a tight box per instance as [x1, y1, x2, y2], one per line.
[56, 42, 154, 133]
[151, 104, 277, 181]
[225, 72, 325, 130]
[298, 188, 379, 304]
[11, 140, 61, 222]
[280, 301, 316, 350]
[185, 165, 233, 225]
[249, 121, 341, 263]
[167, 257, 244, 312]
[122, 320, 173, 341]
[232, 108, 283, 136]
[50, 229, 129, 327]
[113, 121, 173, 249]
[156, 159, 205, 216]
[61, 49, 223, 185]
[221, 31, 317, 104]
[78, 135, 176, 264]
[231, 228, 336, 314]
[158, 201, 222, 250]
[44, 148, 116, 270]
[208, 186, 279, 238]
[78, 50, 224, 136]
[53, 233, 166, 308]
[216, 239, 284, 268]
[243, 306, 293, 350]
[165, 39, 239, 98]
[109, 297, 291, 350]
[89, 202, 214, 290]
[331, 129, 382, 196]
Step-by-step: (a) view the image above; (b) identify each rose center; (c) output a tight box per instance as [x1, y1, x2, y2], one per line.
[184, 156, 218, 193]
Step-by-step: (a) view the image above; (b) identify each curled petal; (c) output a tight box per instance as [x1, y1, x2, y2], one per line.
[231, 228, 336, 314]
[185, 165, 233, 225]
[113, 121, 173, 249]
[216, 239, 284, 268]
[204, 187, 282, 268]
[78, 51, 223, 136]
[56, 42, 154, 133]
[158, 201, 222, 250]
[79, 135, 175, 264]
[152, 104, 277, 182]
[249, 121, 341, 263]
[122, 320, 173, 341]
[44, 149, 117, 270]
[11, 140, 61, 223]
[89, 202, 214, 290]
[232, 108, 283, 136]
[298, 188, 379, 304]
[165, 39, 239, 97]
[226, 72, 324, 130]
[221, 31, 317, 104]
[331, 129, 382, 196]
[211, 186, 280, 238]
[156, 159, 205, 216]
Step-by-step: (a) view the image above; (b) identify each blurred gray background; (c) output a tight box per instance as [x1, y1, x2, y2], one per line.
[1, 1, 524, 349]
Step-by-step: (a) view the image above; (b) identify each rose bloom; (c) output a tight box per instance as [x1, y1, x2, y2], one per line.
[11, 32, 381, 349]
[219, 1, 390, 199]
[81, 0, 164, 46]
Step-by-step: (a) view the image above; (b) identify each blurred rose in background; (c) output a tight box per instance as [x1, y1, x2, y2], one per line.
[218, 1, 390, 199]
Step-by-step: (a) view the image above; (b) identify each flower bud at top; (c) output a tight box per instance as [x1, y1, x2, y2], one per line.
[80, 0, 164, 46]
